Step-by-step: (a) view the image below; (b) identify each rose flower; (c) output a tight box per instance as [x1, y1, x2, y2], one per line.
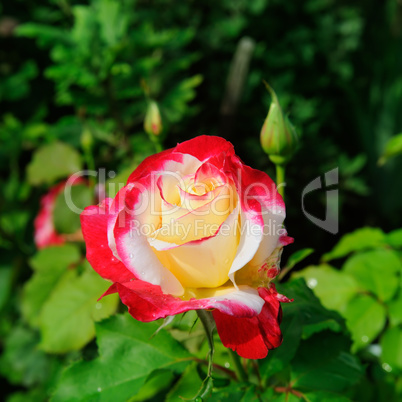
[81, 136, 292, 359]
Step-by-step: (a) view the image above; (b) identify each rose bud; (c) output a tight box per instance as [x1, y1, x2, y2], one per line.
[81, 136, 293, 359]
[260, 83, 299, 165]
[144, 100, 163, 136]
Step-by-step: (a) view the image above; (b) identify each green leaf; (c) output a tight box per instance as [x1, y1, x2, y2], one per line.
[97, 0, 128, 46]
[209, 384, 254, 401]
[0, 325, 60, 387]
[39, 262, 118, 353]
[380, 326, 402, 373]
[26, 141, 82, 185]
[129, 370, 174, 402]
[53, 184, 93, 234]
[0, 265, 12, 311]
[163, 75, 203, 122]
[166, 362, 249, 402]
[6, 389, 47, 402]
[294, 265, 359, 313]
[343, 294, 387, 352]
[302, 318, 344, 339]
[322, 227, 386, 261]
[339, 153, 367, 176]
[386, 228, 402, 249]
[0, 60, 38, 102]
[343, 249, 401, 302]
[284, 248, 314, 270]
[51, 314, 191, 402]
[262, 389, 301, 402]
[21, 245, 81, 327]
[291, 331, 363, 392]
[260, 312, 303, 377]
[16, 23, 71, 48]
[261, 279, 344, 378]
[388, 292, 402, 327]
[304, 391, 352, 401]
[378, 133, 402, 165]
[166, 362, 203, 402]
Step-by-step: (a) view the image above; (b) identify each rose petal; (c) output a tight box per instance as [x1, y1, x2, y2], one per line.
[101, 280, 265, 322]
[174, 135, 235, 162]
[80, 198, 134, 283]
[228, 159, 286, 279]
[150, 202, 240, 288]
[113, 182, 184, 296]
[213, 286, 283, 359]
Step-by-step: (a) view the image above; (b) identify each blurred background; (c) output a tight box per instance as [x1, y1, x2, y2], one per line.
[1, 0, 402, 401]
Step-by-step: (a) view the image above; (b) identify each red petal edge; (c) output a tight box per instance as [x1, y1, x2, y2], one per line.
[213, 285, 286, 359]
[174, 135, 234, 162]
[80, 198, 134, 283]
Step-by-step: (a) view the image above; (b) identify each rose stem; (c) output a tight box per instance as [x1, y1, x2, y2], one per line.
[196, 310, 215, 378]
[148, 132, 163, 153]
[275, 164, 286, 201]
[228, 349, 248, 383]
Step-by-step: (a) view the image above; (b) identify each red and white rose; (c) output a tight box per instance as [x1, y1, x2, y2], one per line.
[81, 136, 292, 359]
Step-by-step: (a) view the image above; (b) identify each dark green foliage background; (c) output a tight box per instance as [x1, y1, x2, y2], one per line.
[1, 0, 402, 401]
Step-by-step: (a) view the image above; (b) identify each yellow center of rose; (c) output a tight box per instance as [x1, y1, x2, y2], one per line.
[149, 171, 240, 290]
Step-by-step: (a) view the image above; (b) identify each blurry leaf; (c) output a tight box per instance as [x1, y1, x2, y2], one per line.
[0, 325, 60, 387]
[129, 369, 174, 402]
[343, 177, 370, 196]
[71, 6, 96, 50]
[380, 326, 402, 372]
[21, 244, 81, 327]
[378, 133, 402, 165]
[304, 391, 352, 401]
[97, 0, 128, 46]
[52, 314, 191, 402]
[285, 248, 314, 270]
[388, 292, 402, 327]
[16, 23, 71, 47]
[27, 141, 82, 185]
[291, 331, 363, 392]
[322, 227, 386, 261]
[294, 265, 359, 312]
[6, 389, 46, 402]
[343, 294, 387, 352]
[39, 262, 118, 353]
[261, 279, 344, 378]
[53, 184, 93, 234]
[166, 362, 203, 402]
[209, 384, 254, 401]
[0, 61, 38, 102]
[386, 228, 402, 249]
[339, 153, 367, 176]
[343, 249, 401, 302]
[0, 210, 30, 240]
[262, 389, 301, 401]
[48, 116, 83, 147]
[0, 266, 12, 311]
[163, 75, 203, 122]
[286, 248, 314, 269]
